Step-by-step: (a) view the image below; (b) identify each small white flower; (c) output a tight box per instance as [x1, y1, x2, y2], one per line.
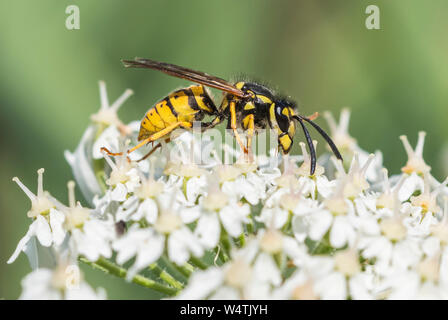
[70, 215, 116, 261]
[8, 169, 66, 264]
[90, 80, 133, 130]
[19, 265, 106, 300]
[102, 148, 140, 201]
[113, 224, 165, 279]
[400, 131, 431, 175]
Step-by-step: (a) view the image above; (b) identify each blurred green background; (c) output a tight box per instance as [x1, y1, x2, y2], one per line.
[1, 0, 447, 299]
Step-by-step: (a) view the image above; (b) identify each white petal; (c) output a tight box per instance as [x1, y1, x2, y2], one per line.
[316, 176, 336, 198]
[257, 207, 288, 229]
[349, 273, 374, 300]
[49, 209, 66, 246]
[292, 216, 308, 242]
[19, 268, 60, 300]
[66, 283, 107, 300]
[315, 272, 346, 300]
[186, 176, 206, 204]
[219, 203, 250, 238]
[110, 183, 127, 202]
[138, 198, 158, 224]
[180, 206, 201, 224]
[23, 236, 39, 269]
[195, 213, 221, 249]
[308, 210, 333, 241]
[127, 233, 164, 279]
[177, 268, 223, 300]
[399, 173, 424, 202]
[253, 253, 282, 286]
[8, 221, 37, 264]
[92, 126, 120, 159]
[64, 125, 103, 205]
[168, 232, 190, 265]
[35, 215, 53, 247]
[330, 216, 355, 248]
[210, 287, 240, 300]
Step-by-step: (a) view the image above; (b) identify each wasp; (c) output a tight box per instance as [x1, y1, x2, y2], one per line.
[102, 58, 342, 175]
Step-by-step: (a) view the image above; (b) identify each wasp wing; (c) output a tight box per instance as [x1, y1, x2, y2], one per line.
[122, 57, 248, 98]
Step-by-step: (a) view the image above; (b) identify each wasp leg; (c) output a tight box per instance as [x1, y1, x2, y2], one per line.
[101, 147, 124, 156]
[136, 138, 171, 162]
[229, 101, 248, 154]
[127, 122, 192, 154]
[102, 122, 192, 157]
[201, 115, 222, 131]
[246, 114, 255, 153]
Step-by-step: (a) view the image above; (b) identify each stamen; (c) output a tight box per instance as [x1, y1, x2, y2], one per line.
[37, 168, 45, 197]
[110, 89, 134, 111]
[348, 153, 360, 173]
[339, 109, 351, 133]
[382, 168, 390, 193]
[331, 157, 346, 177]
[12, 177, 36, 201]
[149, 157, 156, 181]
[399, 135, 415, 158]
[360, 154, 375, 176]
[442, 197, 448, 225]
[299, 142, 309, 162]
[67, 181, 76, 208]
[323, 111, 338, 133]
[415, 131, 426, 156]
[99, 81, 109, 110]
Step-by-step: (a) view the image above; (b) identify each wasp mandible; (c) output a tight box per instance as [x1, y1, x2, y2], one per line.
[102, 58, 343, 175]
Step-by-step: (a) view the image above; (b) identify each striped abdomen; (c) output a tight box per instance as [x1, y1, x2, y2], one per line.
[138, 85, 217, 141]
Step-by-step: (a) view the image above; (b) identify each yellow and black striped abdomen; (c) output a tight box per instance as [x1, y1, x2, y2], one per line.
[138, 85, 216, 141]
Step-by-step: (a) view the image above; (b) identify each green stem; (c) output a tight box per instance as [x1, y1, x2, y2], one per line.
[247, 222, 254, 234]
[281, 212, 293, 234]
[174, 263, 194, 278]
[216, 245, 229, 264]
[189, 256, 208, 270]
[79, 257, 179, 296]
[160, 255, 189, 283]
[148, 263, 184, 289]
[221, 232, 232, 256]
[238, 233, 246, 247]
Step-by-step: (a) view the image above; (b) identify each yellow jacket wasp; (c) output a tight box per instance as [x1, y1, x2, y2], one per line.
[102, 57, 342, 175]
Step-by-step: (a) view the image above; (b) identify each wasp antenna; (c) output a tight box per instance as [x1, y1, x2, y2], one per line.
[122, 59, 145, 68]
[299, 116, 343, 162]
[295, 117, 316, 175]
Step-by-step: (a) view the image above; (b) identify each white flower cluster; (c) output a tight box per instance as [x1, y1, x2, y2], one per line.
[8, 82, 448, 300]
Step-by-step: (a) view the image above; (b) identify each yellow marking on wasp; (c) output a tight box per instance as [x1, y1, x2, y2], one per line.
[191, 85, 214, 113]
[169, 91, 197, 121]
[155, 100, 178, 124]
[288, 121, 296, 137]
[269, 103, 278, 128]
[244, 102, 255, 110]
[146, 109, 164, 129]
[279, 134, 292, 153]
[258, 95, 272, 104]
[288, 107, 296, 117]
[235, 82, 245, 90]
